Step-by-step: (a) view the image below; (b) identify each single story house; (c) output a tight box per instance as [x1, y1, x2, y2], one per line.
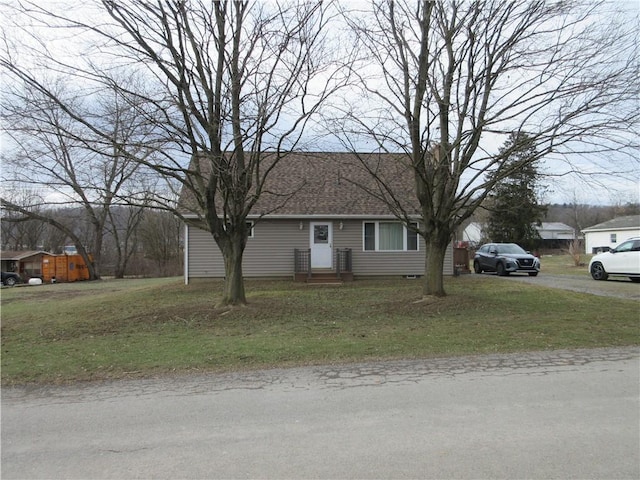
[0, 250, 92, 283]
[582, 215, 640, 253]
[535, 222, 576, 249]
[180, 152, 453, 283]
[460, 222, 576, 250]
[0, 250, 47, 280]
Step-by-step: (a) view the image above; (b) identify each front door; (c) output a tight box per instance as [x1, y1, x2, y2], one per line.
[310, 222, 333, 269]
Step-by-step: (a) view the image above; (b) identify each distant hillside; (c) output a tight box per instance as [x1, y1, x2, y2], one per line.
[543, 203, 639, 232]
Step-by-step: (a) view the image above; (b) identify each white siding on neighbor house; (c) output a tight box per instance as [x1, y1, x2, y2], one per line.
[584, 228, 640, 254]
[462, 222, 483, 244]
[186, 218, 453, 280]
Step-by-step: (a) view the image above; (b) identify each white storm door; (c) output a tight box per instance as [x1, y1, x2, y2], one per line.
[310, 222, 333, 269]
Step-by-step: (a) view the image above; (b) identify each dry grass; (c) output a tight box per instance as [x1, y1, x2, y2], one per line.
[2, 272, 638, 385]
[539, 253, 592, 276]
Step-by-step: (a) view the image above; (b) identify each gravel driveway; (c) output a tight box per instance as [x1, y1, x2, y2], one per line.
[487, 272, 640, 301]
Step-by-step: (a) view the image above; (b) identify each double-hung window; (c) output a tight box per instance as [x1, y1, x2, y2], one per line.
[223, 221, 254, 238]
[363, 221, 418, 251]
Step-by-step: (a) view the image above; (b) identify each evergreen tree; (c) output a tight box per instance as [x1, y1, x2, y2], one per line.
[486, 132, 547, 251]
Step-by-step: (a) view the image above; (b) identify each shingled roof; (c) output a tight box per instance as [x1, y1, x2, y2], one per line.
[582, 215, 640, 232]
[178, 152, 421, 218]
[0, 250, 48, 260]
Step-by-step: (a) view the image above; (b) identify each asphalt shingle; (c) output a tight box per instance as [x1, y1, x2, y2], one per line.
[179, 152, 421, 217]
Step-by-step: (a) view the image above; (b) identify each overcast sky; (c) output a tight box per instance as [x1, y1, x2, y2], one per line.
[1, 0, 639, 207]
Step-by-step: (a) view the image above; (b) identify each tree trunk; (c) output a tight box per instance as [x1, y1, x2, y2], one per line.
[422, 237, 448, 297]
[76, 246, 100, 281]
[114, 266, 125, 279]
[220, 237, 247, 306]
[91, 227, 104, 280]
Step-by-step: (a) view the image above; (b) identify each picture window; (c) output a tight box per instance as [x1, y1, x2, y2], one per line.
[363, 221, 418, 251]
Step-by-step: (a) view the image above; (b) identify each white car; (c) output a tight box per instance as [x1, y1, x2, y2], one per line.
[589, 237, 640, 282]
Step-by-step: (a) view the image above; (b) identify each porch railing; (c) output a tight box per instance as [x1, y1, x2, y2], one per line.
[295, 248, 352, 280]
[336, 248, 352, 279]
[294, 248, 311, 278]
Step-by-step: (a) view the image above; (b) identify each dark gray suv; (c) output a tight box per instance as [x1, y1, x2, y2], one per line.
[1, 271, 21, 286]
[473, 243, 540, 277]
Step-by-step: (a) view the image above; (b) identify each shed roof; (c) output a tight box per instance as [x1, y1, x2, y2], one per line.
[535, 222, 576, 240]
[178, 152, 421, 218]
[0, 250, 48, 261]
[582, 215, 640, 233]
[538, 222, 574, 231]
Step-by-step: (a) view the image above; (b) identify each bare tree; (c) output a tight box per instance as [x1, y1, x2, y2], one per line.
[1, 73, 159, 279]
[1, 0, 343, 305]
[109, 1, 343, 305]
[1, 211, 45, 250]
[334, 0, 639, 297]
[0, 189, 46, 250]
[104, 205, 146, 278]
[138, 210, 182, 277]
[0, 198, 96, 272]
[40, 210, 71, 252]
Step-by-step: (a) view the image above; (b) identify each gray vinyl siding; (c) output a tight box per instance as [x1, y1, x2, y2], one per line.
[335, 220, 452, 276]
[187, 219, 307, 278]
[187, 226, 225, 278]
[186, 218, 453, 280]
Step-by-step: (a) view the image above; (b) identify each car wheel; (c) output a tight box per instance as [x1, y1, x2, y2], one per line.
[590, 262, 608, 281]
[473, 261, 482, 274]
[496, 262, 508, 276]
[4, 277, 16, 287]
[528, 272, 538, 277]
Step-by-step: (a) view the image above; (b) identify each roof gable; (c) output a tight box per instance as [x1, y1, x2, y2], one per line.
[582, 215, 640, 232]
[0, 250, 48, 261]
[179, 152, 420, 217]
[538, 222, 573, 231]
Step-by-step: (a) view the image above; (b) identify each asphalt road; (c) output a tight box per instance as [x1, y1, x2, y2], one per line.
[2, 348, 639, 479]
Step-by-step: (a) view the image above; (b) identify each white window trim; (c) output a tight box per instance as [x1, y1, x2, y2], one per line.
[362, 221, 419, 252]
[223, 221, 254, 238]
[246, 221, 254, 239]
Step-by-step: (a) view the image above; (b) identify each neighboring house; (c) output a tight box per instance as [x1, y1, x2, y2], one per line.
[0, 250, 47, 280]
[535, 222, 576, 249]
[460, 222, 576, 250]
[582, 215, 640, 254]
[0, 250, 92, 283]
[179, 152, 454, 283]
[460, 222, 483, 247]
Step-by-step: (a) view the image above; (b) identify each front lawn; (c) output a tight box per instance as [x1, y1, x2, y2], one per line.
[539, 252, 593, 276]
[1, 273, 638, 385]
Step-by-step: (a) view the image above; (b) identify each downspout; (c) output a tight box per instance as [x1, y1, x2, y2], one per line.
[184, 223, 189, 285]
